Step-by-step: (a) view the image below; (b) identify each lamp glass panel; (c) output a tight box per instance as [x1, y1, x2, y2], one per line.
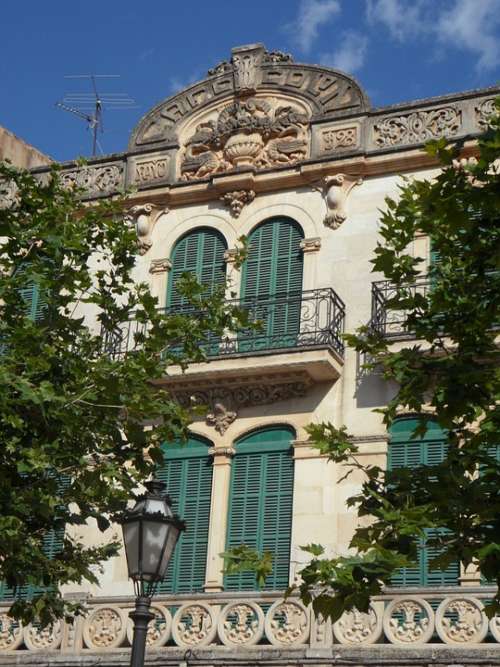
[158, 524, 181, 578]
[142, 520, 169, 581]
[145, 499, 169, 516]
[122, 520, 140, 577]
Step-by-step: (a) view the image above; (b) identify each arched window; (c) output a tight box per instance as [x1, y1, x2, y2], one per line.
[388, 417, 459, 587]
[167, 228, 227, 310]
[224, 426, 295, 591]
[156, 435, 213, 594]
[239, 217, 304, 351]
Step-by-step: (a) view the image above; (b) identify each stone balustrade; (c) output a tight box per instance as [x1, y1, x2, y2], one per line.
[0, 587, 499, 655]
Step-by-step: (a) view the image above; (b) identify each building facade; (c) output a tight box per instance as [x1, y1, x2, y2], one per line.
[1, 44, 499, 665]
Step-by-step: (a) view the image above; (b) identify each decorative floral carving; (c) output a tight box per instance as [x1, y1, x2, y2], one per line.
[24, 620, 63, 650]
[206, 401, 237, 434]
[60, 164, 123, 195]
[322, 126, 357, 153]
[323, 174, 362, 230]
[475, 98, 496, 129]
[435, 596, 488, 644]
[180, 97, 309, 181]
[124, 203, 166, 255]
[218, 602, 265, 646]
[83, 606, 127, 649]
[126, 605, 171, 647]
[0, 614, 23, 651]
[383, 597, 434, 645]
[333, 606, 382, 644]
[172, 603, 217, 647]
[374, 107, 462, 147]
[265, 600, 309, 646]
[220, 189, 255, 217]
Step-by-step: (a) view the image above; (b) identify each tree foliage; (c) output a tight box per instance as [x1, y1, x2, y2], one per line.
[224, 100, 500, 620]
[0, 164, 247, 625]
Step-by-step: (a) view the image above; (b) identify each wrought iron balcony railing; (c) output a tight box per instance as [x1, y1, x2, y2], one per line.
[370, 277, 432, 338]
[102, 288, 346, 360]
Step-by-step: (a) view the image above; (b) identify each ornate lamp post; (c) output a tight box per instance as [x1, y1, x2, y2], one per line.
[121, 479, 185, 667]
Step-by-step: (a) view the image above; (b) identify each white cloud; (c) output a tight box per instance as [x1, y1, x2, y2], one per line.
[288, 0, 341, 53]
[365, 0, 430, 41]
[169, 71, 201, 94]
[320, 31, 368, 73]
[438, 0, 500, 71]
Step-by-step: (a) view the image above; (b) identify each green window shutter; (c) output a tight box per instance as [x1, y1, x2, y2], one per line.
[167, 229, 227, 310]
[388, 417, 459, 587]
[16, 265, 48, 322]
[156, 436, 213, 594]
[240, 218, 303, 349]
[224, 426, 294, 591]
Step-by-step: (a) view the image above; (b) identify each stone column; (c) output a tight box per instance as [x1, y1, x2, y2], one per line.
[149, 258, 172, 308]
[203, 446, 235, 592]
[299, 237, 321, 292]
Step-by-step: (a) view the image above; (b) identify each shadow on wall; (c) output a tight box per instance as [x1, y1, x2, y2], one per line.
[354, 350, 397, 409]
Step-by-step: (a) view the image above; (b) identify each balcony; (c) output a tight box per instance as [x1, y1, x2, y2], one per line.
[0, 587, 498, 658]
[102, 289, 346, 392]
[370, 277, 431, 339]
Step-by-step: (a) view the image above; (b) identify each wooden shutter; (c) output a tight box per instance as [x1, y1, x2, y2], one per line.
[224, 426, 294, 591]
[388, 418, 459, 587]
[240, 218, 303, 349]
[16, 265, 48, 322]
[156, 436, 213, 594]
[167, 229, 226, 310]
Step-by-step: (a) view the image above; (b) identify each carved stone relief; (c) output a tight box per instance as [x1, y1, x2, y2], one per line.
[299, 237, 321, 253]
[0, 614, 23, 651]
[321, 126, 358, 153]
[218, 601, 265, 647]
[206, 401, 237, 434]
[333, 605, 382, 644]
[172, 603, 217, 647]
[180, 97, 310, 181]
[220, 189, 255, 217]
[435, 596, 489, 644]
[134, 156, 169, 184]
[124, 203, 167, 255]
[323, 174, 362, 229]
[60, 164, 123, 195]
[374, 106, 462, 147]
[265, 600, 309, 646]
[475, 98, 496, 129]
[0, 179, 18, 209]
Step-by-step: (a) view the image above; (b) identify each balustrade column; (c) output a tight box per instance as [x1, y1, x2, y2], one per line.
[204, 446, 235, 592]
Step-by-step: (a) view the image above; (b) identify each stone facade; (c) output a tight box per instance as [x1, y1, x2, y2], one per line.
[0, 126, 51, 169]
[1, 44, 499, 665]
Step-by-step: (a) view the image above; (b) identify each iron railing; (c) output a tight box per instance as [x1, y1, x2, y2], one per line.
[101, 288, 345, 360]
[370, 277, 432, 338]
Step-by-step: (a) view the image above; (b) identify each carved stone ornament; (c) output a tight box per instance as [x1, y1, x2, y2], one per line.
[322, 126, 357, 153]
[323, 174, 362, 229]
[124, 203, 167, 255]
[180, 97, 309, 181]
[60, 163, 123, 195]
[206, 401, 237, 435]
[0, 179, 18, 209]
[172, 603, 217, 647]
[220, 189, 255, 217]
[126, 604, 172, 647]
[134, 156, 169, 184]
[374, 106, 462, 147]
[333, 605, 383, 644]
[24, 620, 63, 651]
[149, 257, 172, 274]
[435, 596, 488, 644]
[383, 596, 435, 645]
[475, 98, 496, 129]
[0, 614, 23, 651]
[264, 600, 310, 646]
[299, 237, 321, 253]
[217, 601, 265, 647]
[82, 605, 127, 649]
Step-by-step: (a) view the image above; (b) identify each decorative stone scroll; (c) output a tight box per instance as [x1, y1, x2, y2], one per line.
[475, 98, 497, 129]
[60, 163, 123, 195]
[180, 97, 309, 181]
[172, 603, 217, 647]
[435, 596, 489, 644]
[124, 203, 167, 255]
[23, 620, 63, 651]
[0, 614, 23, 651]
[220, 189, 255, 217]
[126, 604, 172, 647]
[383, 597, 434, 645]
[333, 605, 382, 644]
[82, 605, 127, 649]
[218, 601, 265, 646]
[323, 174, 362, 230]
[374, 106, 462, 147]
[265, 600, 309, 646]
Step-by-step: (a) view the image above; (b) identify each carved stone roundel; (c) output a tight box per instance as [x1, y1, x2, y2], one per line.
[435, 596, 488, 644]
[126, 604, 172, 647]
[333, 605, 382, 644]
[217, 601, 265, 646]
[383, 596, 435, 645]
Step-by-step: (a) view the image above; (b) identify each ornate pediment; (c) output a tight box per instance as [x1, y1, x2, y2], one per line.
[179, 96, 310, 181]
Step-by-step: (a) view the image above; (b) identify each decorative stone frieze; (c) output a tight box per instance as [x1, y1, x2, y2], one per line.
[323, 174, 362, 230]
[60, 163, 123, 195]
[333, 605, 382, 644]
[321, 126, 358, 153]
[134, 156, 170, 184]
[265, 600, 309, 647]
[220, 189, 255, 217]
[475, 98, 496, 129]
[82, 605, 127, 649]
[299, 237, 321, 253]
[149, 257, 172, 274]
[435, 596, 488, 644]
[374, 106, 462, 147]
[124, 203, 167, 255]
[180, 97, 309, 181]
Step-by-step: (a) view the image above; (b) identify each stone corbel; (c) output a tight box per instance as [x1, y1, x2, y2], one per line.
[125, 203, 167, 255]
[300, 237, 321, 253]
[149, 258, 172, 274]
[206, 401, 237, 435]
[220, 189, 255, 217]
[323, 174, 362, 230]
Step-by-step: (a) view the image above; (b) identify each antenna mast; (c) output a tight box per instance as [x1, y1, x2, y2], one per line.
[56, 74, 137, 156]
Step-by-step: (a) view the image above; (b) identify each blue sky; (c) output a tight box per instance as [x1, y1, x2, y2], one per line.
[1, 0, 499, 162]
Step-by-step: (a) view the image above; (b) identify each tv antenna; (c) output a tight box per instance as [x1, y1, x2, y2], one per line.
[56, 74, 138, 156]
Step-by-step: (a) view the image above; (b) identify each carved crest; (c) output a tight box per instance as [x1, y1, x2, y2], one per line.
[180, 97, 310, 181]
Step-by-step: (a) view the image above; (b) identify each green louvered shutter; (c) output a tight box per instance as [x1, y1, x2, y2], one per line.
[240, 218, 303, 351]
[156, 436, 213, 594]
[16, 265, 48, 322]
[388, 418, 459, 587]
[224, 427, 294, 591]
[167, 229, 226, 310]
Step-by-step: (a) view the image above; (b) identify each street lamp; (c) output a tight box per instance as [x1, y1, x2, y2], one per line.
[121, 479, 185, 667]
